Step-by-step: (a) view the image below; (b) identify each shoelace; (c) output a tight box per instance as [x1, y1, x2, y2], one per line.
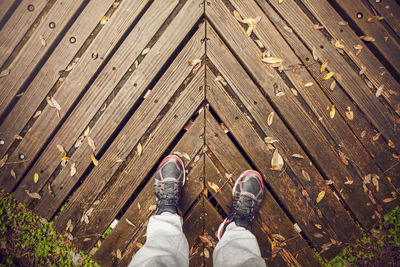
[158, 182, 179, 205]
[232, 194, 257, 221]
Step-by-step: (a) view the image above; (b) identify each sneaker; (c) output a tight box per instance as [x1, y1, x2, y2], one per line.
[154, 155, 186, 216]
[217, 170, 264, 239]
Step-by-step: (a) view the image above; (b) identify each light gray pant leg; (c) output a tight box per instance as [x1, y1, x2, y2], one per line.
[129, 212, 189, 267]
[213, 222, 266, 267]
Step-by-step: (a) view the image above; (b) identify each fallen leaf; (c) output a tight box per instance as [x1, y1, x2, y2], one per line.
[136, 242, 143, 248]
[255, 40, 264, 48]
[141, 48, 150, 55]
[372, 174, 379, 192]
[220, 123, 229, 133]
[148, 204, 157, 212]
[57, 144, 66, 155]
[291, 88, 298, 96]
[46, 96, 55, 108]
[100, 16, 110, 24]
[291, 154, 304, 159]
[271, 234, 285, 241]
[311, 24, 324, 30]
[182, 152, 190, 161]
[302, 169, 311, 181]
[215, 75, 227, 86]
[325, 179, 334, 185]
[338, 151, 349, 165]
[383, 198, 394, 203]
[360, 35, 375, 42]
[330, 80, 336, 91]
[367, 16, 384, 23]
[138, 202, 141, 210]
[372, 132, 381, 142]
[304, 82, 313, 87]
[137, 143, 142, 156]
[264, 137, 279, 144]
[61, 156, 69, 162]
[312, 47, 318, 61]
[48, 184, 54, 197]
[271, 149, 284, 171]
[330, 105, 335, 119]
[39, 35, 46, 47]
[51, 97, 61, 111]
[66, 219, 72, 232]
[208, 182, 222, 193]
[345, 107, 354, 120]
[314, 233, 324, 238]
[83, 214, 89, 224]
[359, 65, 367, 75]
[242, 16, 261, 36]
[262, 57, 283, 64]
[88, 137, 96, 152]
[33, 110, 42, 118]
[338, 21, 348, 26]
[0, 154, 8, 169]
[278, 0, 284, 3]
[126, 218, 135, 227]
[91, 154, 98, 166]
[388, 140, 395, 149]
[375, 85, 384, 97]
[320, 60, 329, 73]
[10, 169, 16, 179]
[84, 126, 90, 137]
[203, 248, 210, 258]
[233, 10, 243, 22]
[284, 25, 293, 33]
[0, 69, 10, 77]
[345, 180, 354, 185]
[34, 173, 39, 183]
[14, 135, 23, 140]
[361, 130, 366, 138]
[267, 112, 274, 126]
[316, 191, 325, 203]
[70, 162, 76, 177]
[334, 40, 344, 49]
[323, 71, 336, 80]
[25, 190, 41, 199]
[189, 59, 202, 66]
[74, 136, 84, 148]
[315, 224, 322, 229]
[115, 249, 122, 260]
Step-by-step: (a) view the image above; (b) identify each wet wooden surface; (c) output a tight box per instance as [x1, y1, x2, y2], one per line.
[0, 0, 399, 266]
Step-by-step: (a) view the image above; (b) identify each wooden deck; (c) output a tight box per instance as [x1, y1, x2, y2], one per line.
[0, 0, 399, 265]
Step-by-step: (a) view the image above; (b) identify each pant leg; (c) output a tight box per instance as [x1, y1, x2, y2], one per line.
[129, 212, 189, 267]
[213, 222, 266, 267]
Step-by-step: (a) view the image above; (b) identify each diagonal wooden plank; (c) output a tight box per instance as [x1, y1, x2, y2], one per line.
[0, 0, 138, 158]
[93, 113, 205, 267]
[0, 0, 87, 117]
[54, 65, 204, 252]
[297, 0, 400, 119]
[0, 1, 17, 24]
[226, 0, 398, 216]
[206, 6, 398, 226]
[0, 0, 49, 67]
[252, 0, 400, 189]
[10, 1, 203, 208]
[334, 0, 400, 75]
[368, 0, 400, 37]
[205, 110, 321, 264]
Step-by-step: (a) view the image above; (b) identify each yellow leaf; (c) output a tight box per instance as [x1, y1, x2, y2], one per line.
[264, 137, 278, 144]
[278, 0, 283, 3]
[189, 59, 202, 66]
[39, 35, 46, 47]
[34, 173, 39, 183]
[255, 39, 264, 48]
[204, 248, 210, 258]
[320, 60, 329, 73]
[91, 154, 99, 166]
[388, 140, 395, 149]
[88, 136, 96, 152]
[267, 112, 274, 126]
[360, 35, 375, 42]
[291, 154, 304, 159]
[208, 182, 222, 193]
[136, 242, 143, 248]
[323, 71, 336, 80]
[316, 191, 325, 203]
[330, 105, 335, 119]
[137, 143, 142, 156]
[61, 156, 69, 162]
[262, 57, 283, 64]
[367, 16, 384, 23]
[84, 126, 90, 137]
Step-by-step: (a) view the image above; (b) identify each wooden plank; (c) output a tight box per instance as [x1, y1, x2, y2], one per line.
[228, 0, 398, 212]
[0, 0, 49, 67]
[26, 22, 204, 220]
[205, 155, 296, 266]
[0, 0, 87, 117]
[0, 0, 116, 158]
[368, 0, 400, 36]
[54, 66, 204, 252]
[298, 0, 400, 120]
[204, 111, 320, 265]
[254, 0, 400, 189]
[334, 0, 400, 74]
[206, 71, 346, 258]
[0, 0, 17, 24]
[0, 0, 160, 192]
[206, 3, 397, 226]
[93, 114, 205, 267]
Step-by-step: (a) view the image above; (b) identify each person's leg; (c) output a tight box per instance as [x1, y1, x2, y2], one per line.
[129, 155, 189, 267]
[213, 170, 266, 267]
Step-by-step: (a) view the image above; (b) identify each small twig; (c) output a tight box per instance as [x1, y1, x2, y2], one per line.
[280, 62, 318, 72]
[4, 159, 30, 165]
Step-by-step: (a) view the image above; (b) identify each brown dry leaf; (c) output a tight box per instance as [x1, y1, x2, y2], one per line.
[39, 35, 46, 47]
[372, 174, 380, 192]
[354, 44, 363, 55]
[91, 154, 99, 166]
[48, 184, 54, 197]
[267, 112, 274, 126]
[215, 75, 227, 86]
[372, 132, 381, 142]
[136, 242, 143, 248]
[100, 16, 110, 24]
[83, 214, 89, 224]
[262, 57, 283, 64]
[367, 16, 384, 23]
[330, 80, 336, 91]
[208, 182, 222, 193]
[345, 107, 354, 120]
[323, 71, 336, 80]
[314, 233, 324, 238]
[74, 136, 84, 148]
[137, 202, 141, 210]
[359, 65, 367, 75]
[360, 35, 376, 42]
[14, 135, 23, 140]
[181, 152, 190, 161]
[291, 88, 298, 96]
[46, 96, 55, 108]
[88, 137, 96, 152]
[189, 59, 202, 66]
[33, 110, 42, 118]
[312, 47, 318, 61]
[174, 151, 183, 158]
[345, 180, 354, 185]
[338, 151, 349, 165]
[84, 126, 90, 137]
[271, 149, 284, 171]
[315, 224, 322, 229]
[291, 154, 304, 159]
[255, 39, 264, 48]
[116, 249, 122, 260]
[0, 69, 10, 78]
[137, 143, 142, 156]
[320, 60, 329, 73]
[126, 218, 135, 227]
[304, 82, 313, 87]
[264, 137, 279, 144]
[148, 204, 157, 212]
[316, 191, 325, 203]
[311, 24, 324, 30]
[325, 179, 334, 185]
[233, 10, 243, 22]
[338, 21, 348, 26]
[334, 40, 345, 49]
[302, 169, 311, 181]
[361, 130, 366, 138]
[10, 169, 16, 179]
[57, 144, 66, 155]
[51, 97, 61, 111]
[271, 233, 285, 242]
[383, 198, 394, 203]
[141, 48, 150, 55]
[220, 123, 229, 133]
[0, 154, 8, 169]
[70, 162, 76, 177]
[25, 190, 41, 199]
[330, 105, 336, 119]
[34, 173, 39, 183]
[278, 0, 284, 3]
[375, 85, 384, 97]
[242, 16, 261, 36]
[204, 248, 210, 258]
[284, 25, 293, 33]
[388, 140, 395, 149]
